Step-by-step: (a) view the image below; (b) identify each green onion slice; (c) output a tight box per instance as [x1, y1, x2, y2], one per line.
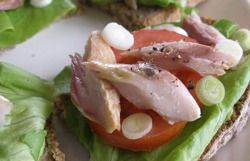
[230, 29, 250, 52]
[212, 18, 239, 38]
[195, 76, 225, 106]
[102, 22, 134, 50]
[152, 23, 188, 36]
[215, 39, 243, 67]
[122, 113, 152, 140]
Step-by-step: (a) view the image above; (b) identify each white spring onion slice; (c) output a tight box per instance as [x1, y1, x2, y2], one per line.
[102, 22, 134, 50]
[195, 75, 225, 106]
[230, 29, 250, 52]
[0, 95, 14, 128]
[30, 0, 52, 8]
[215, 39, 243, 68]
[122, 113, 152, 140]
[152, 23, 188, 36]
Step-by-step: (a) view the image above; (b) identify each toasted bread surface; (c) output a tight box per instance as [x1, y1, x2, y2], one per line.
[39, 114, 65, 161]
[79, 0, 205, 31]
[0, 46, 15, 54]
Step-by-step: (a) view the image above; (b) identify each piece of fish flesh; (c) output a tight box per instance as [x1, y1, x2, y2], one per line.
[121, 41, 237, 76]
[83, 61, 201, 124]
[182, 11, 225, 46]
[70, 30, 120, 133]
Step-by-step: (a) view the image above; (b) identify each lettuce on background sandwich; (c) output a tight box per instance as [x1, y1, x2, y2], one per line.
[0, 0, 76, 52]
[0, 62, 63, 161]
[54, 11, 250, 161]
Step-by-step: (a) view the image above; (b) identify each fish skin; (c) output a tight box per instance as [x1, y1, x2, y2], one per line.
[70, 31, 121, 133]
[121, 41, 236, 76]
[182, 11, 226, 46]
[84, 61, 201, 124]
[0, 0, 24, 10]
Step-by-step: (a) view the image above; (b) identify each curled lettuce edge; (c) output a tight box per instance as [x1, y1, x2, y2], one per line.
[0, 11, 14, 34]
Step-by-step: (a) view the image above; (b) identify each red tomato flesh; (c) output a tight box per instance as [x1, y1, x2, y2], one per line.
[87, 29, 202, 151]
[87, 97, 187, 151]
[170, 70, 204, 107]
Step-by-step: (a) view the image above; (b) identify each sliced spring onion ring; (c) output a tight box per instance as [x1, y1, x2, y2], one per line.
[230, 29, 250, 52]
[195, 75, 225, 106]
[102, 22, 134, 50]
[212, 18, 239, 38]
[215, 39, 243, 67]
[122, 113, 152, 140]
[152, 23, 188, 36]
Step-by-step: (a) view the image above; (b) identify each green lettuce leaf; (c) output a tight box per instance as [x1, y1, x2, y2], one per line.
[54, 65, 72, 95]
[137, 0, 186, 8]
[0, 0, 76, 48]
[20, 131, 48, 161]
[55, 54, 250, 161]
[0, 62, 58, 161]
[0, 11, 14, 33]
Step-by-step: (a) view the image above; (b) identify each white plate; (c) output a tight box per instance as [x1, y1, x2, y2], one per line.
[1, 0, 250, 160]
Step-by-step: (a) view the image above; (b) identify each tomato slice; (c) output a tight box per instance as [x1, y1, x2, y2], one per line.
[113, 29, 197, 63]
[87, 97, 187, 151]
[87, 29, 200, 151]
[87, 70, 202, 151]
[170, 70, 204, 107]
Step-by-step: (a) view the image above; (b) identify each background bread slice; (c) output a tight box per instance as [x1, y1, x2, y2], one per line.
[39, 114, 65, 161]
[79, 0, 205, 31]
[0, 46, 15, 54]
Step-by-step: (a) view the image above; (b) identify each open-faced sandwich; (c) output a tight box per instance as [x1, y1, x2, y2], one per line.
[0, 62, 64, 161]
[0, 0, 76, 53]
[79, 0, 205, 31]
[54, 10, 250, 160]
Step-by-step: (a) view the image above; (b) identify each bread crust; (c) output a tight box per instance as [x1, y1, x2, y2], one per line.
[198, 17, 250, 160]
[39, 114, 65, 161]
[79, 0, 204, 31]
[199, 84, 250, 160]
[0, 46, 15, 55]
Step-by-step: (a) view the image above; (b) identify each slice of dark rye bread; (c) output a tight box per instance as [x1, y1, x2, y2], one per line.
[54, 83, 250, 161]
[54, 82, 250, 161]
[78, 0, 205, 31]
[53, 17, 250, 160]
[39, 114, 65, 161]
